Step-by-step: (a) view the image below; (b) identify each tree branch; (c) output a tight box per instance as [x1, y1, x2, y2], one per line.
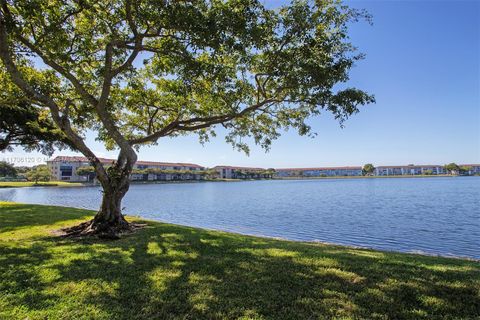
[130, 99, 278, 145]
[3, 1, 138, 164]
[0, 14, 109, 184]
[7, 42, 98, 106]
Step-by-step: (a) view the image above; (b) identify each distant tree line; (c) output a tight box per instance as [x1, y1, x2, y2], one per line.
[444, 163, 476, 175]
[77, 166, 221, 181]
[0, 161, 52, 183]
[77, 166, 277, 181]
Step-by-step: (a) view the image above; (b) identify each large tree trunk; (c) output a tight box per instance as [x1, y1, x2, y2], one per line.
[87, 178, 131, 236]
[63, 159, 138, 239]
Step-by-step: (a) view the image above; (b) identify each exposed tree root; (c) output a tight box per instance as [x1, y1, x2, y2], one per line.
[59, 218, 146, 240]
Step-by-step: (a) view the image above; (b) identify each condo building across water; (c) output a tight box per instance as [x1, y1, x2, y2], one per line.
[275, 166, 363, 177]
[48, 156, 204, 182]
[47, 156, 480, 182]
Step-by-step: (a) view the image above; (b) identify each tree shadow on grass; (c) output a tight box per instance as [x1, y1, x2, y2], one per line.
[17, 224, 480, 318]
[0, 243, 58, 312]
[0, 203, 92, 233]
[1, 218, 479, 319]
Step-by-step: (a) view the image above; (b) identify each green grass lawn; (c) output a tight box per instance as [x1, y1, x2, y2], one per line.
[0, 202, 479, 319]
[0, 181, 83, 188]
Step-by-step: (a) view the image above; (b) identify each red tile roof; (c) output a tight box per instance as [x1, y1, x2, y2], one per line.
[48, 157, 480, 171]
[213, 165, 265, 171]
[276, 166, 362, 171]
[49, 156, 113, 164]
[49, 156, 204, 168]
[376, 165, 442, 169]
[136, 160, 203, 168]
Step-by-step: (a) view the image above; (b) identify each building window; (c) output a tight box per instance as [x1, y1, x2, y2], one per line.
[60, 165, 73, 177]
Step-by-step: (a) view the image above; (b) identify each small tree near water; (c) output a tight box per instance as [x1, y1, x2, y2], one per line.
[362, 163, 375, 176]
[76, 166, 96, 182]
[26, 165, 51, 184]
[0, 0, 374, 237]
[459, 166, 472, 176]
[445, 163, 460, 175]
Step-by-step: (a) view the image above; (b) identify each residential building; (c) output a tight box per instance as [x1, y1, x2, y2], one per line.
[213, 166, 268, 179]
[374, 165, 447, 176]
[275, 166, 363, 177]
[459, 164, 480, 175]
[47, 156, 204, 182]
[47, 156, 480, 182]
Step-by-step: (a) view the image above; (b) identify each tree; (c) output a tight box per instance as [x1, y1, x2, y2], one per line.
[207, 169, 220, 180]
[0, 101, 74, 155]
[200, 168, 220, 180]
[0, 161, 16, 177]
[26, 165, 51, 184]
[445, 163, 460, 175]
[0, 0, 374, 237]
[13, 166, 30, 173]
[0, 64, 75, 155]
[459, 166, 472, 176]
[76, 165, 96, 181]
[362, 163, 375, 176]
[265, 168, 276, 179]
[13, 165, 30, 180]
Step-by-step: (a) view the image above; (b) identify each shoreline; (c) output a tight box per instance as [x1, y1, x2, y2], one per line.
[130, 216, 480, 262]
[1, 174, 476, 189]
[273, 174, 471, 180]
[0, 201, 476, 261]
[1, 202, 479, 319]
[157, 218, 479, 262]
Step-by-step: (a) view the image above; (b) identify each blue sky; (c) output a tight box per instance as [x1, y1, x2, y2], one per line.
[3, 0, 479, 168]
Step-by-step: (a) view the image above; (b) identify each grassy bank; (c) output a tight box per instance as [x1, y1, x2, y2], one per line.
[0, 202, 478, 319]
[0, 181, 83, 188]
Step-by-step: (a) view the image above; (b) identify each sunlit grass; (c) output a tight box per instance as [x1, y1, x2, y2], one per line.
[0, 202, 479, 319]
[0, 181, 83, 188]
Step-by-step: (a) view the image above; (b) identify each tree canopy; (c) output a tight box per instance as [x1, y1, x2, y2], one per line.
[76, 165, 96, 175]
[0, 62, 75, 155]
[362, 163, 374, 175]
[444, 163, 459, 174]
[26, 165, 51, 183]
[0, 99, 75, 155]
[0, 161, 16, 177]
[0, 0, 375, 235]
[0, 0, 374, 156]
[459, 166, 472, 175]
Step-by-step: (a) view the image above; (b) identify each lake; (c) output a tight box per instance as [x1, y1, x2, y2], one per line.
[1, 177, 479, 259]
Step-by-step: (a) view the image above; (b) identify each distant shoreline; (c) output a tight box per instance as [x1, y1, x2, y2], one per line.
[272, 174, 466, 180]
[1, 174, 477, 189]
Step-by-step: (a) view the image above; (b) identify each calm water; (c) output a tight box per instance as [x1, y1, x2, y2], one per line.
[1, 177, 479, 259]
